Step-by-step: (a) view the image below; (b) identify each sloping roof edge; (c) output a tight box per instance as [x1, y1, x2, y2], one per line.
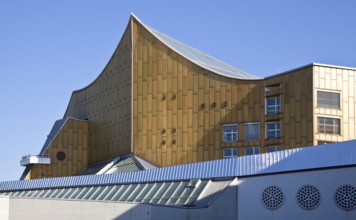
[131, 13, 261, 80]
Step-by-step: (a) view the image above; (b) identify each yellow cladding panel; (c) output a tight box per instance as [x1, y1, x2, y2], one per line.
[29, 118, 89, 179]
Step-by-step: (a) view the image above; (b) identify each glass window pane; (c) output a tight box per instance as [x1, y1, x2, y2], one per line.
[266, 122, 280, 139]
[223, 124, 237, 142]
[223, 148, 237, 159]
[266, 97, 281, 115]
[317, 91, 340, 109]
[317, 117, 340, 134]
[267, 146, 280, 152]
[245, 146, 260, 155]
[244, 123, 260, 140]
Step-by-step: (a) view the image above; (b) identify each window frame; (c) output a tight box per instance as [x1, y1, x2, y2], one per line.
[244, 146, 260, 156]
[316, 90, 340, 109]
[223, 124, 238, 142]
[265, 96, 281, 115]
[267, 146, 281, 152]
[317, 141, 334, 145]
[244, 122, 260, 141]
[223, 148, 238, 159]
[266, 121, 281, 139]
[317, 116, 341, 135]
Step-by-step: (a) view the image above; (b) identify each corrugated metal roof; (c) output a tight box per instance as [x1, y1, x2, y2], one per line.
[132, 14, 260, 80]
[76, 159, 113, 176]
[2, 140, 356, 192]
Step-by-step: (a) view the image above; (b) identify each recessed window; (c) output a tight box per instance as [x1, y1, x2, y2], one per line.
[266, 97, 281, 115]
[223, 148, 238, 159]
[223, 124, 238, 142]
[245, 146, 260, 155]
[267, 146, 281, 152]
[317, 91, 340, 109]
[266, 122, 281, 139]
[244, 122, 260, 141]
[317, 117, 340, 134]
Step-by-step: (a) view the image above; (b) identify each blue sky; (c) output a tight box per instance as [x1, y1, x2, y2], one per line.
[0, 1, 355, 181]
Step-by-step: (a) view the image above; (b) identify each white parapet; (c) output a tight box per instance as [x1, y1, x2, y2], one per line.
[20, 155, 51, 166]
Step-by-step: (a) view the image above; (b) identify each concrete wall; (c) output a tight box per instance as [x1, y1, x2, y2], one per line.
[238, 166, 356, 220]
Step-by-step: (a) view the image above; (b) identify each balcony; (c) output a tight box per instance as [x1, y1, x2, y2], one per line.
[20, 154, 51, 166]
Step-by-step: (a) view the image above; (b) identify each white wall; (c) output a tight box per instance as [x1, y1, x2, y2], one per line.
[4, 181, 237, 220]
[238, 166, 356, 220]
[7, 198, 151, 220]
[0, 196, 9, 220]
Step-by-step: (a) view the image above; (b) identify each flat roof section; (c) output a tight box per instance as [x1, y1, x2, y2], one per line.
[2, 140, 356, 192]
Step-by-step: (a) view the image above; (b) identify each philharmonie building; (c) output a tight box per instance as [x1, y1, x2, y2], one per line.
[1, 14, 356, 220]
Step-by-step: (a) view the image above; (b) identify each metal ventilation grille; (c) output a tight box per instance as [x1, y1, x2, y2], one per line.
[334, 185, 356, 211]
[296, 185, 321, 210]
[261, 185, 284, 210]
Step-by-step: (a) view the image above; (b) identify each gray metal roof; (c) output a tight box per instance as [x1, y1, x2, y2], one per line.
[76, 154, 157, 175]
[3, 140, 356, 192]
[132, 14, 260, 80]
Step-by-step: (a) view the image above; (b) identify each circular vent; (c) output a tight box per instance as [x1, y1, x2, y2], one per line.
[334, 185, 356, 211]
[56, 151, 66, 161]
[296, 185, 322, 210]
[261, 185, 285, 210]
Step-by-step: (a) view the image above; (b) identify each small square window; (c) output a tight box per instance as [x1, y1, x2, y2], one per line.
[317, 117, 340, 134]
[244, 123, 260, 141]
[266, 97, 281, 115]
[267, 146, 281, 152]
[266, 122, 281, 139]
[245, 146, 260, 156]
[223, 148, 238, 159]
[223, 124, 238, 142]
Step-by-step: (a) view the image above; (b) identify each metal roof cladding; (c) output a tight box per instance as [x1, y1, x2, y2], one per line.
[1, 140, 356, 192]
[131, 14, 261, 80]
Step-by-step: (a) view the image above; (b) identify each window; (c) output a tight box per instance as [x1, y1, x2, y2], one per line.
[223, 148, 238, 159]
[317, 141, 334, 145]
[317, 91, 340, 109]
[223, 124, 238, 142]
[267, 146, 281, 152]
[245, 146, 260, 155]
[244, 122, 260, 141]
[266, 97, 281, 115]
[266, 122, 281, 139]
[317, 117, 340, 134]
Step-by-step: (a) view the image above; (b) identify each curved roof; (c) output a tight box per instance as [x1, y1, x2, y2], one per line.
[132, 14, 260, 80]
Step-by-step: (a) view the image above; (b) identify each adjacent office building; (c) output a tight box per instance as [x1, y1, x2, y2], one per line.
[19, 14, 356, 180]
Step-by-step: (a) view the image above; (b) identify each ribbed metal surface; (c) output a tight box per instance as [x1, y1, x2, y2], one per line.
[2, 140, 356, 192]
[195, 180, 231, 207]
[76, 159, 112, 175]
[131, 14, 260, 80]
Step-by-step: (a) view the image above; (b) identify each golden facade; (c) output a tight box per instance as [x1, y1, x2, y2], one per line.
[22, 15, 356, 179]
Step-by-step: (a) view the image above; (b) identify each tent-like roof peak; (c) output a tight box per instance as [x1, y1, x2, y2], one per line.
[131, 13, 260, 80]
